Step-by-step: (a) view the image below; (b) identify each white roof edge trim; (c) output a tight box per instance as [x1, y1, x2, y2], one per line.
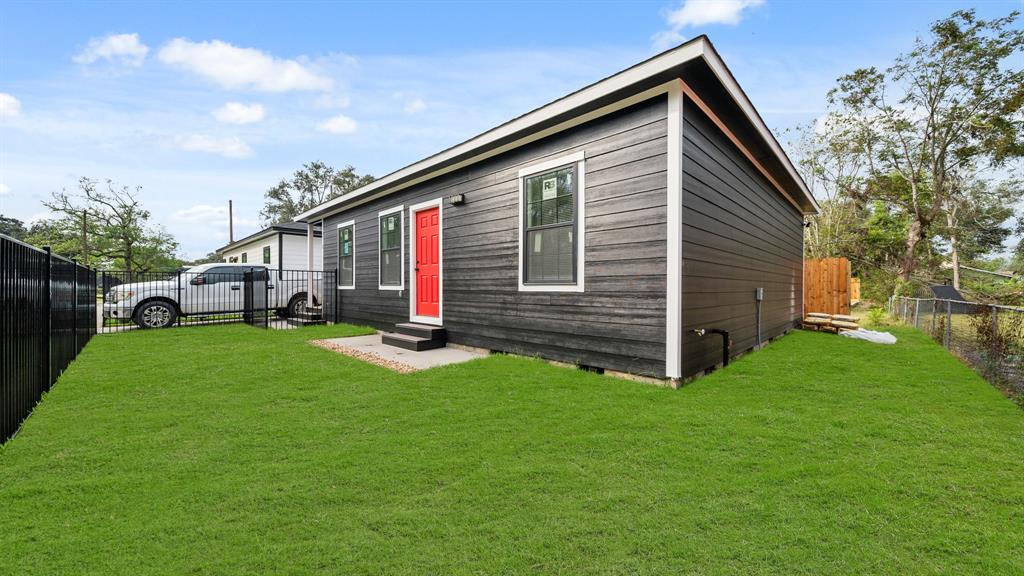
[297, 36, 816, 221]
[699, 44, 819, 213]
[216, 229, 277, 253]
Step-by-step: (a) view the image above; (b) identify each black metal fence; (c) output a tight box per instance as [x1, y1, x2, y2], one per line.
[891, 296, 1024, 403]
[99, 267, 337, 333]
[1, 233, 97, 443]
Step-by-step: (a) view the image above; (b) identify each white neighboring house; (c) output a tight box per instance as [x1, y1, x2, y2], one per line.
[217, 222, 323, 272]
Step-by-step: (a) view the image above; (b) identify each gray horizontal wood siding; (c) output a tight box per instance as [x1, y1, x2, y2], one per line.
[323, 97, 669, 376]
[680, 99, 803, 376]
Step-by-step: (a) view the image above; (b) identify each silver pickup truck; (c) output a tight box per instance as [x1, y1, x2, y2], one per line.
[103, 263, 316, 329]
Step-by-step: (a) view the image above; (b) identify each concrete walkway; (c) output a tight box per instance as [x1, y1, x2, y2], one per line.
[312, 334, 487, 372]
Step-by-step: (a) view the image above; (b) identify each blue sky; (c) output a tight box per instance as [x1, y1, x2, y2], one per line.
[0, 0, 1017, 258]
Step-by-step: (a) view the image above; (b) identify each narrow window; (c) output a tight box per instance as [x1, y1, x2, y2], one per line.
[524, 164, 577, 284]
[262, 246, 271, 264]
[378, 208, 403, 289]
[241, 252, 248, 263]
[338, 221, 355, 288]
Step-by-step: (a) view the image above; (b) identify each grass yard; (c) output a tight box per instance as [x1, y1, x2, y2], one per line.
[1, 324, 1022, 575]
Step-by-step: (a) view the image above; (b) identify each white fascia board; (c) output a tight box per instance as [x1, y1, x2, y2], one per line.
[699, 43, 819, 213]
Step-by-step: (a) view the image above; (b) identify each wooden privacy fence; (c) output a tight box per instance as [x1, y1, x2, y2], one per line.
[804, 257, 851, 315]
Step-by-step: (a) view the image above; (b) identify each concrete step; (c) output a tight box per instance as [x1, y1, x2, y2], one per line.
[382, 332, 445, 351]
[394, 322, 446, 340]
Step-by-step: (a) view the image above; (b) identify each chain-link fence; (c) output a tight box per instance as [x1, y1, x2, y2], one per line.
[891, 296, 1024, 402]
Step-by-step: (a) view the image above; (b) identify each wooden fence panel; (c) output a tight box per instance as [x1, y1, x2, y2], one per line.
[804, 258, 850, 315]
[850, 277, 861, 304]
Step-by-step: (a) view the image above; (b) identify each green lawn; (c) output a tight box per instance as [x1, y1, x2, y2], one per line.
[1, 324, 1022, 575]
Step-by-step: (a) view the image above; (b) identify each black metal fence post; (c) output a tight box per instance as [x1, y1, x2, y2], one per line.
[43, 246, 52, 388]
[334, 269, 340, 324]
[72, 259, 78, 354]
[176, 270, 182, 327]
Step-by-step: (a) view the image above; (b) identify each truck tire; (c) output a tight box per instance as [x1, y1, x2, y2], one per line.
[134, 300, 177, 329]
[287, 293, 308, 318]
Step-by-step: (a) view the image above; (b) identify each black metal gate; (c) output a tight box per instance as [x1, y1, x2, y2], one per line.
[243, 268, 270, 328]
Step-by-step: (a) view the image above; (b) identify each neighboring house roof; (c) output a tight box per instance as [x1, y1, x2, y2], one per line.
[295, 35, 818, 223]
[930, 285, 966, 301]
[216, 222, 322, 254]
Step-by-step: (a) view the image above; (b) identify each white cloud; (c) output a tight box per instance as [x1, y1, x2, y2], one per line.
[314, 94, 351, 109]
[158, 38, 332, 92]
[212, 102, 266, 124]
[0, 93, 21, 118]
[73, 33, 149, 67]
[404, 98, 427, 114]
[172, 204, 259, 227]
[0, 183, 10, 197]
[174, 135, 253, 158]
[653, 0, 765, 50]
[392, 91, 427, 114]
[26, 211, 51, 224]
[317, 114, 358, 135]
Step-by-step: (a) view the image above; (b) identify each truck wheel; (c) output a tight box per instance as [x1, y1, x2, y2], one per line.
[134, 301, 177, 329]
[287, 294, 308, 318]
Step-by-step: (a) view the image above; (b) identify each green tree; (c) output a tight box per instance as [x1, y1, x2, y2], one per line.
[828, 9, 1024, 284]
[0, 215, 28, 240]
[260, 161, 374, 225]
[42, 177, 179, 271]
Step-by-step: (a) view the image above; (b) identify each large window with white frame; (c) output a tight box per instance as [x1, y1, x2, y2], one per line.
[337, 220, 355, 289]
[378, 206, 404, 290]
[518, 152, 585, 292]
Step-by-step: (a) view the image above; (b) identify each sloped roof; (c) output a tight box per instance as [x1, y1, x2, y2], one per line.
[930, 285, 966, 301]
[295, 35, 818, 223]
[216, 221, 322, 253]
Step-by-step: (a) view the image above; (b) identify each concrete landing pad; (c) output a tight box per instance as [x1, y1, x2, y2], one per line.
[311, 334, 487, 372]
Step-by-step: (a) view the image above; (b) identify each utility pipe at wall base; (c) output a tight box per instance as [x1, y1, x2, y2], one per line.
[690, 328, 732, 369]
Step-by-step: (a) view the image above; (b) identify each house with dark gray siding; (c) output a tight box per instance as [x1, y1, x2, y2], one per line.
[295, 36, 819, 384]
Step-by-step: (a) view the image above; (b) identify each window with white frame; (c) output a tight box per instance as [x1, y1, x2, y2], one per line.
[241, 252, 248, 263]
[262, 246, 271, 264]
[378, 207, 403, 289]
[519, 152, 584, 291]
[337, 221, 355, 288]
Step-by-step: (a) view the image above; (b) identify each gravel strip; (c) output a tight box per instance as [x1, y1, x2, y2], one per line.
[309, 339, 418, 373]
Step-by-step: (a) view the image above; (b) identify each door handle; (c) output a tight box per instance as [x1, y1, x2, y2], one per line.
[230, 285, 241, 291]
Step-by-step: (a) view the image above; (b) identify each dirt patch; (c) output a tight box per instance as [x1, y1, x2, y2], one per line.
[309, 339, 418, 373]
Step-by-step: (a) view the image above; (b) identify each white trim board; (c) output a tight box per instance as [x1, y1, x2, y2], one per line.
[517, 151, 586, 293]
[336, 219, 356, 290]
[377, 205, 405, 291]
[665, 83, 684, 380]
[407, 198, 444, 326]
[294, 37, 815, 223]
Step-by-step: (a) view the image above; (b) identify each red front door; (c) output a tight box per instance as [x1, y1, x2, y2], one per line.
[415, 207, 440, 318]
